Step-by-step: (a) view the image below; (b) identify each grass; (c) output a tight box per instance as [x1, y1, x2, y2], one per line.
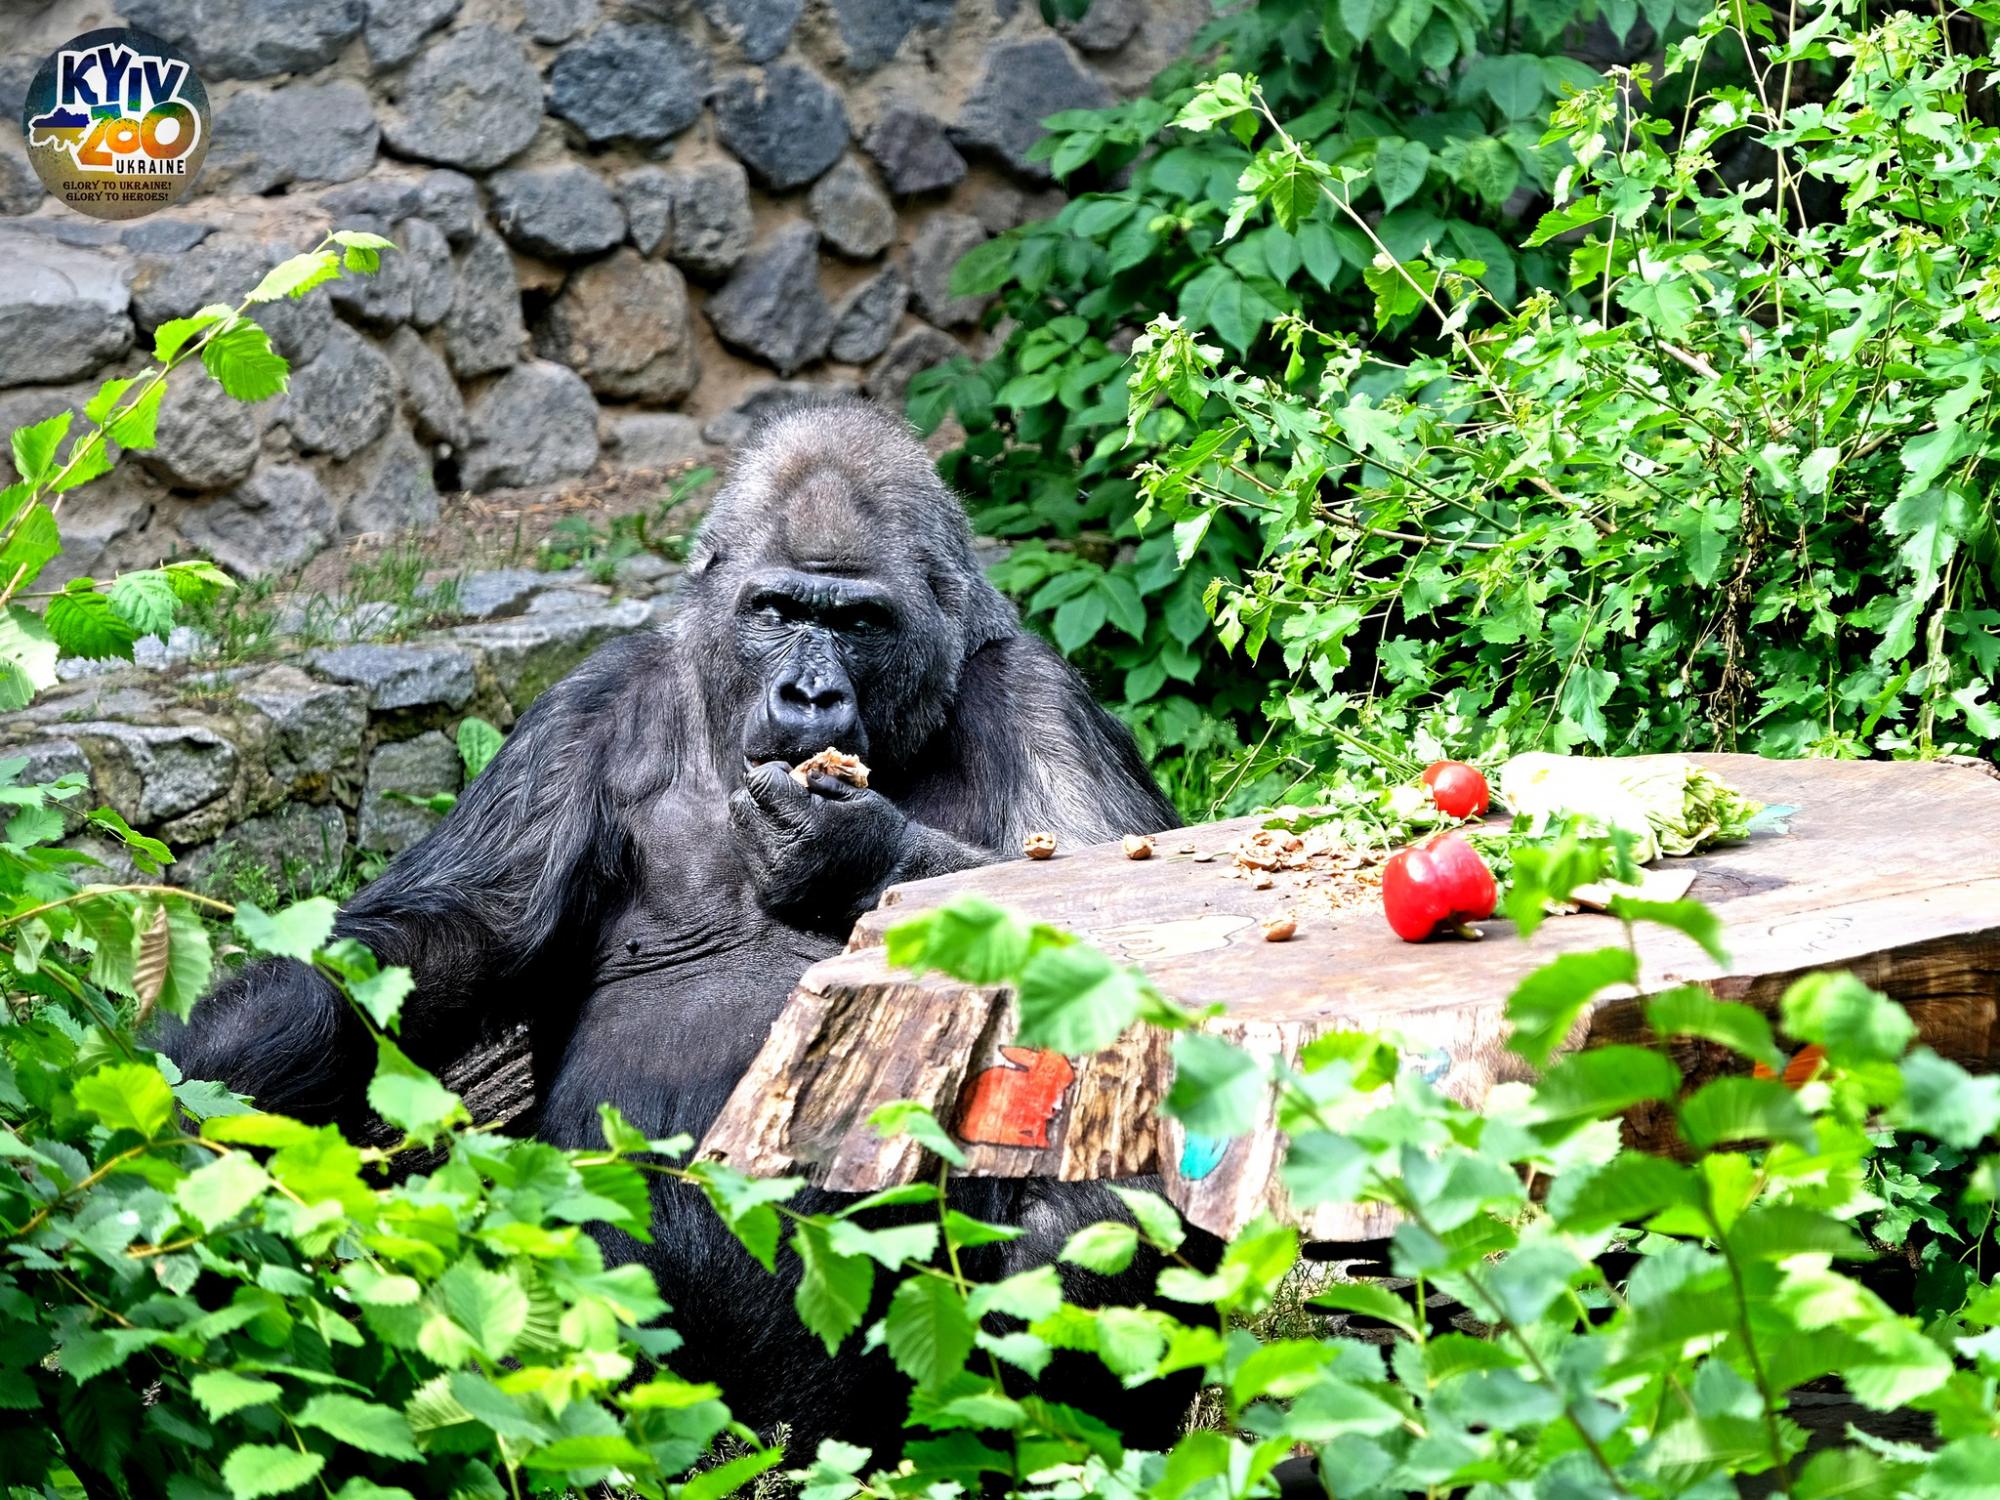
[537, 466, 712, 581]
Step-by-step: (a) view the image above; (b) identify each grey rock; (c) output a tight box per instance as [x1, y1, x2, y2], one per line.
[1059, 0, 1142, 52]
[618, 167, 675, 257]
[714, 64, 849, 191]
[359, 731, 460, 853]
[121, 0, 365, 80]
[319, 179, 421, 221]
[416, 170, 483, 245]
[658, 161, 753, 279]
[809, 157, 895, 260]
[862, 108, 967, 195]
[612, 551, 679, 590]
[700, 377, 855, 446]
[387, 326, 468, 447]
[1, 739, 92, 793]
[864, 325, 961, 405]
[131, 234, 332, 364]
[307, 642, 478, 710]
[238, 665, 368, 783]
[706, 222, 833, 375]
[461, 361, 601, 491]
[698, 0, 803, 60]
[953, 37, 1112, 180]
[829, 265, 908, 364]
[448, 567, 544, 618]
[451, 598, 651, 711]
[334, 424, 441, 535]
[121, 219, 214, 255]
[382, 25, 543, 172]
[906, 212, 991, 328]
[329, 214, 455, 329]
[0, 141, 44, 216]
[139, 366, 265, 490]
[549, 24, 708, 145]
[365, 0, 460, 68]
[66, 723, 237, 825]
[489, 166, 626, 260]
[828, 0, 953, 70]
[443, 230, 526, 379]
[0, 234, 132, 388]
[606, 410, 706, 472]
[206, 80, 379, 195]
[179, 803, 349, 897]
[525, 587, 610, 614]
[970, 183, 1027, 235]
[285, 325, 396, 461]
[181, 465, 337, 578]
[522, 0, 598, 42]
[535, 249, 697, 403]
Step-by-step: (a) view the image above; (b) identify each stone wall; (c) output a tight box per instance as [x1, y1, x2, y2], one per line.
[0, 556, 683, 892]
[0, 0, 1202, 585]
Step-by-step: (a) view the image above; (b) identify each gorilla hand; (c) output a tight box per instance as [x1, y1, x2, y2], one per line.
[730, 761, 912, 930]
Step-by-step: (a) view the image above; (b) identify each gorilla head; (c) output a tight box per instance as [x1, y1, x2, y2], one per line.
[683, 403, 1016, 777]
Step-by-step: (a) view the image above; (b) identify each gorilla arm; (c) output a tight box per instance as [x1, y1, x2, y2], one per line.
[156, 635, 657, 1122]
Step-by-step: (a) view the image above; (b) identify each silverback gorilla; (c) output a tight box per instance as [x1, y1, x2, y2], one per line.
[162, 401, 1197, 1458]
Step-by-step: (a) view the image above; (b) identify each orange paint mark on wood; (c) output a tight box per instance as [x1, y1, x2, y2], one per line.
[1753, 1042, 1828, 1089]
[954, 1047, 1077, 1149]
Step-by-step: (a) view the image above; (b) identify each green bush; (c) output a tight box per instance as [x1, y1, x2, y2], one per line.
[909, 0, 1672, 809]
[1120, 0, 1999, 787]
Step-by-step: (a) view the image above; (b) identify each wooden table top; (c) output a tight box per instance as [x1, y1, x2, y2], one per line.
[699, 755, 2000, 1241]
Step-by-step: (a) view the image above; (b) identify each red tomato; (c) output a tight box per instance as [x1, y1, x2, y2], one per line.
[1421, 760, 1491, 819]
[1381, 831, 1498, 942]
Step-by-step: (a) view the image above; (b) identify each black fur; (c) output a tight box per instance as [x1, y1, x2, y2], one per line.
[160, 401, 1193, 1458]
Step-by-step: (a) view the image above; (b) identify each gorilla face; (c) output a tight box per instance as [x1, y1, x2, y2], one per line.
[682, 404, 999, 779]
[733, 563, 941, 769]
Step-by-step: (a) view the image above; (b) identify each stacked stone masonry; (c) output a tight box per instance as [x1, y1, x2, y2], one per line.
[0, 0, 1202, 586]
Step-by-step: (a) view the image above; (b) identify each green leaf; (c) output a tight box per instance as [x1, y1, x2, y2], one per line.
[75, 1060, 176, 1137]
[202, 321, 291, 403]
[457, 716, 503, 778]
[0, 502, 62, 592]
[793, 1220, 874, 1356]
[247, 252, 342, 304]
[1108, 1185, 1185, 1254]
[1607, 898, 1729, 964]
[1016, 944, 1145, 1053]
[189, 1370, 283, 1420]
[106, 382, 166, 451]
[677, 1446, 786, 1500]
[1644, 986, 1783, 1072]
[367, 1038, 467, 1138]
[154, 311, 228, 364]
[45, 585, 139, 661]
[1164, 1032, 1264, 1138]
[1891, 1050, 2000, 1150]
[221, 1443, 325, 1499]
[1531, 1046, 1681, 1132]
[1778, 972, 1915, 1067]
[1369, 138, 1431, 213]
[108, 571, 181, 641]
[1505, 947, 1639, 1067]
[1678, 1077, 1816, 1151]
[294, 1394, 419, 1460]
[175, 1152, 271, 1231]
[12, 411, 72, 483]
[1305, 1281, 1419, 1336]
[1546, 1152, 1694, 1230]
[0, 604, 58, 709]
[436, 1261, 530, 1361]
[884, 1275, 977, 1390]
[235, 898, 338, 962]
[868, 1099, 970, 1167]
[1060, 1221, 1138, 1274]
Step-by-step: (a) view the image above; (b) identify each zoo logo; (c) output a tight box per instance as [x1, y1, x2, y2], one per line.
[22, 27, 209, 222]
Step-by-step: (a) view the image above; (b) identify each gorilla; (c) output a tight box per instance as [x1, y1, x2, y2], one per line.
[162, 401, 1194, 1458]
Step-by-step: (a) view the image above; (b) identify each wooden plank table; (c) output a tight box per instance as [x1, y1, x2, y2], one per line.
[699, 755, 2000, 1242]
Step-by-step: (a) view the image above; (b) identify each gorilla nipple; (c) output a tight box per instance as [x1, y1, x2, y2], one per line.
[626, 938, 641, 956]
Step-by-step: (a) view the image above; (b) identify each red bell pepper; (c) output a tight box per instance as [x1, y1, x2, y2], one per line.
[1382, 831, 1498, 941]
[1421, 760, 1491, 819]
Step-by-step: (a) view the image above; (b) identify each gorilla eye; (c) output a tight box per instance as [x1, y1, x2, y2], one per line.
[746, 591, 802, 624]
[839, 603, 895, 635]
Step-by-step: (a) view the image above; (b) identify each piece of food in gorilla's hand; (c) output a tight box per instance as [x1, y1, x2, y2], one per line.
[1023, 831, 1057, 860]
[1122, 834, 1155, 860]
[790, 747, 870, 789]
[1261, 914, 1298, 942]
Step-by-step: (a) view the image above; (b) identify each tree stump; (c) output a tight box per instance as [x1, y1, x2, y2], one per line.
[699, 755, 2000, 1242]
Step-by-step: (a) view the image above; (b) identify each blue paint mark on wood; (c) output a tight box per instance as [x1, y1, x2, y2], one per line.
[1180, 1132, 1228, 1180]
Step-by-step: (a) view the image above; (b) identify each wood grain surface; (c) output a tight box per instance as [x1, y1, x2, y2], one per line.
[699, 755, 2000, 1240]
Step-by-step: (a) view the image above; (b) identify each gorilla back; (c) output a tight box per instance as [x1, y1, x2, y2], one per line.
[160, 400, 1190, 1457]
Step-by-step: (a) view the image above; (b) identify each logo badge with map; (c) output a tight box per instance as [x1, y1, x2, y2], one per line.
[22, 27, 208, 221]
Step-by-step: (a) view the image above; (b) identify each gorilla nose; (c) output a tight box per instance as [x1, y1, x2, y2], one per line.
[769, 674, 858, 751]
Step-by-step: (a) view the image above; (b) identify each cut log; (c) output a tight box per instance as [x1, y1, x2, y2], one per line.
[699, 754, 2000, 1242]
